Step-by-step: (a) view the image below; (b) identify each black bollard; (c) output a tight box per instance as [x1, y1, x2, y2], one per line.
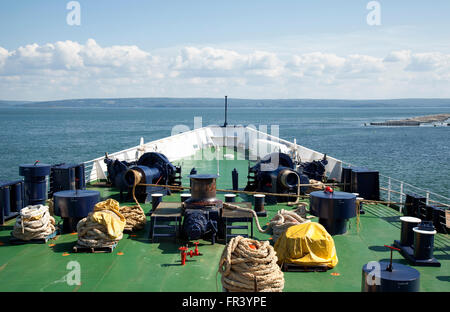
[232, 168, 239, 191]
[151, 193, 163, 211]
[254, 194, 267, 217]
[224, 194, 236, 203]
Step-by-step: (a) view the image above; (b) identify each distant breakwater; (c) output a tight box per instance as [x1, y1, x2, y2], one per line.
[370, 113, 450, 126]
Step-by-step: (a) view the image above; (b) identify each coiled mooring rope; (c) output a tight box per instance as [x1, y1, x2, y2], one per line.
[77, 217, 122, 248]
[119, 169, 146, 232]
[120, 205, 146, 232]
[12, 205, 56, 240]
[76, 199, 125, 248]
[218, 236, 284, 292]
[266, 208, 310, 242]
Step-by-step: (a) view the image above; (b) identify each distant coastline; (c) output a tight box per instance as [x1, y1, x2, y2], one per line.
[1, 98, 450, 109]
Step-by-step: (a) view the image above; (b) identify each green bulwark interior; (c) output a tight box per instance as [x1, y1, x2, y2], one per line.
[0, 147, 448, 292]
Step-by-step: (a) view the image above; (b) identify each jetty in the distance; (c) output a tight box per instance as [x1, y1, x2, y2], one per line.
[370, 113, 450, 126]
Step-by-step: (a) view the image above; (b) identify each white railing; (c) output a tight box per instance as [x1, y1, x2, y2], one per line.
[379, 174, 450, 209]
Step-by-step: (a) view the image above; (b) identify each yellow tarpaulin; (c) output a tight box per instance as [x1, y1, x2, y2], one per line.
[274, 222, 338, 268]
[91, 199, 126, 239]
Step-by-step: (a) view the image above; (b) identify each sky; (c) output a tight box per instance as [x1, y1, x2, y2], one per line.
[1, 0, 450, 101]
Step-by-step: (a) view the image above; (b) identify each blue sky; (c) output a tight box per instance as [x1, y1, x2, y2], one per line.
[1, 1, 450, 100]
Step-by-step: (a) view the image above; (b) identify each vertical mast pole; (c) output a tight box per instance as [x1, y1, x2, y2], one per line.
[224, 95, 228, 127]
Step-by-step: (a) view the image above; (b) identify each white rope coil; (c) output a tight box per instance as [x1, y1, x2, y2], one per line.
[12, 205, 56, 240]
[218, 236, 284, 292]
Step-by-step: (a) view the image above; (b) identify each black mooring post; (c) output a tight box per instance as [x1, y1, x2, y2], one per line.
[223, 95, 228, 127]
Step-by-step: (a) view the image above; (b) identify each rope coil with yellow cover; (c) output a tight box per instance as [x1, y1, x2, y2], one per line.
[76, 199, 126, 248]
[274, 222, 339, 269]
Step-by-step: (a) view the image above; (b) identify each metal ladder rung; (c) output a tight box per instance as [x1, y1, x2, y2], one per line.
[153, 224, 177, 229]
[226, 225, 248, 230]
[153, 233, 176, 237]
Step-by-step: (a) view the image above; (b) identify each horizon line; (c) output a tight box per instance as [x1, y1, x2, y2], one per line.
[3, 96, 450, 103]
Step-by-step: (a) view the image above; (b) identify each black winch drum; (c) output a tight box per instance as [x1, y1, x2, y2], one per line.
[309, 191, 356, 235]
[53, 190, 100, 233]
[400, 216, 421, 246]
[413, 227, 437, 260]
[279, 169, 298, 188]
[362, 261, 420, 292]
[184, 174, 222, 209]
[224, 194, 236, 203]
[189, 174, 218, 202]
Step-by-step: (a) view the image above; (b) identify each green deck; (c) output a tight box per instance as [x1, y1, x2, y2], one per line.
[0, 148, 448, 292]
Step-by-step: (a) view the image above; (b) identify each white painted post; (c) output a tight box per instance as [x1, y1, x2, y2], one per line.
[426, 192, 430, 206]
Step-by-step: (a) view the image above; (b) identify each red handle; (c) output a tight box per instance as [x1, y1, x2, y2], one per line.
[384, 245, 400, 251]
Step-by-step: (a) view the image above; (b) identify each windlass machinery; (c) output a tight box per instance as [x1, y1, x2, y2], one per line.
[105, 152, 182, 202]
[182, 174, 222, 244]
[244, 152, 310, 204]
[298, 154, 328, 182]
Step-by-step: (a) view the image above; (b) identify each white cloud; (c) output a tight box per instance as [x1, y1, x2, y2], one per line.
[172, 47, 284, 78]
[286, 52, 384, 83]
[405, 52, 450, 72]
[81, 39, 151, 71]
[384, 50, 411, 63]
[288, 52, 345, 78]
[0, 39, 450, 100]
[340, 54, 385, 77]
[53, 40, 83, 70]
[0, 39, 157, 77]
